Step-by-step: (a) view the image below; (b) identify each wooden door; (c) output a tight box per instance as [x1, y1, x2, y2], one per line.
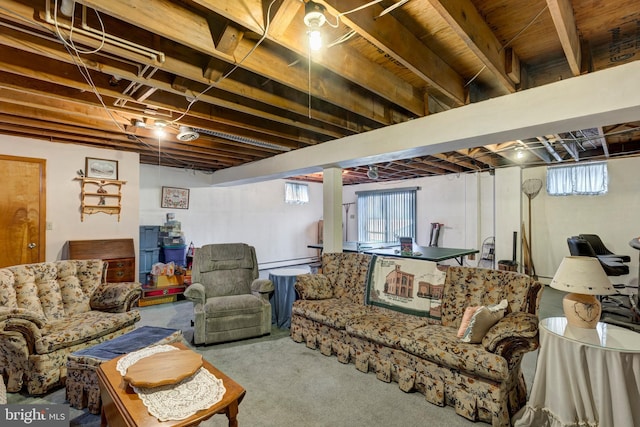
[0, 155, 46, 267]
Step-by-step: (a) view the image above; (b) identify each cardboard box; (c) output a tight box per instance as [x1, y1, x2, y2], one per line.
[153, 274, 179, 288]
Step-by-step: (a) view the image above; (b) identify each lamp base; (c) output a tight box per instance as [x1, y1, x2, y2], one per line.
[562, 293, 601, 329]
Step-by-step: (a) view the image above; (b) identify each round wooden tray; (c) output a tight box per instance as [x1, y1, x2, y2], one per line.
[124, 350, 203, 388]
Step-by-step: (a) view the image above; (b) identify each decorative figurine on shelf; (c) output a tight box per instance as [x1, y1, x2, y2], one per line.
[97, 182, 107, 205]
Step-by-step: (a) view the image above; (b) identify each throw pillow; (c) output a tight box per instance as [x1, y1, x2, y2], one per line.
[460, 299, 508, 343]
[457, 306, 480, 338]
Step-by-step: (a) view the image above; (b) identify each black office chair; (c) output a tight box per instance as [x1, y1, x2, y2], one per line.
[579, 234, 631, 262]
[566, 236, 629, 276]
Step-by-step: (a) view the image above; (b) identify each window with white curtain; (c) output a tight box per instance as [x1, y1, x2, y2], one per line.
[546, 162, 608, 196]
[284, 182, 309, 204]
[356, 187, 418, 242]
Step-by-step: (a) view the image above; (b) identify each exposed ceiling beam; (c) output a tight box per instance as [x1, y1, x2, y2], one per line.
[320, 0, 466, 107]
[546, 0, 582, 76]
[426, 0, 518, 92]
[188, 0, 426, 116]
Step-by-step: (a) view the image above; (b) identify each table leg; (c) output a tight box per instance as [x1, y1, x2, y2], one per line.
[225, 400, 239, 427]
[100, 407, 107, 427]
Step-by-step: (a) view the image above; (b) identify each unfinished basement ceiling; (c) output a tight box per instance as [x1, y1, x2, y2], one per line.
[0, 0, 639, 184]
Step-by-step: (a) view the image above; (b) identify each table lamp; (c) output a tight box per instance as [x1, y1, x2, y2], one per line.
[550, 256, 616, 329]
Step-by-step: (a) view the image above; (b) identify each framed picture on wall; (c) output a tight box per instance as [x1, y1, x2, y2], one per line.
[161, 186, 190, 209]
[85, 157, 119, 180]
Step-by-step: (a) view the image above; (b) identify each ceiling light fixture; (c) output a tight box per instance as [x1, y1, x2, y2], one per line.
[304, 1, 327, 51]
[515, 147, 525, 160]
[367, 165, 379, 179]
[131, 118, 146, 128]
[176, 126, 200, 142]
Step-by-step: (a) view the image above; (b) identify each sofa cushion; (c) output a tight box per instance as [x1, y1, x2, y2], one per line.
[36, 310, 140, 354]
[0, 269, 17, 308]
[14, 281, 45, 319]
[36, 280, 66, 321]
[400, 324, 510, 381]
[59, 276, 91, 315]
[56, 261, 92, 314]
[203, 294, 264, 318]
[292, 299, 370, 329]
[441, 266, 536, 328]
[322, 253, 372, 304]
[295, 274, 333, 299]
[346, 309, 429, 348]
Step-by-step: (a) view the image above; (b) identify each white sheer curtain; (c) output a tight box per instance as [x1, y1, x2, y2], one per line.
[546, 162, 608, 196]
[284, 182, 309, 204]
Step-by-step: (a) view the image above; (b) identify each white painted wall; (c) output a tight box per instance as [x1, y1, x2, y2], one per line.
[0, 136, 140, 262]
[523, 158, 640, 288]
[139, 164, 324, 268]
[495, 167, 523, 269]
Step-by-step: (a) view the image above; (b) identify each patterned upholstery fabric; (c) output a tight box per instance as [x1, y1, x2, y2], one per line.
[0, 260, 141, 395]
[290, 254, 543, 427]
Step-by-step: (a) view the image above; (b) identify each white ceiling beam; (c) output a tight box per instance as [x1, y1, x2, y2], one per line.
[211, 61, 640, 185]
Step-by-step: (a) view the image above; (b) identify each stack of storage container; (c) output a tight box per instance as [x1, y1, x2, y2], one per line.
[159, 213, 187, 266]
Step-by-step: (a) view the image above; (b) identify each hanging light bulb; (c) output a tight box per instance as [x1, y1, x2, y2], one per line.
[308, 29, 322, 51]
[304, 1, 326, 51]
[154, 120, 168, 138]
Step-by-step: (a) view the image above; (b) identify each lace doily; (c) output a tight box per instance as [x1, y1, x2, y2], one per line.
[134, 368, 226, 421]
[115, 345, 226, 421]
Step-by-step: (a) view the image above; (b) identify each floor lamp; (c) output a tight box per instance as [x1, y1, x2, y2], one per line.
[522, 179, 542, 277]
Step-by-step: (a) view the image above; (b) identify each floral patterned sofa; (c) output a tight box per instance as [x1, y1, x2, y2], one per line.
[0, 260, 141, 395]
[290, 252, 543, 427]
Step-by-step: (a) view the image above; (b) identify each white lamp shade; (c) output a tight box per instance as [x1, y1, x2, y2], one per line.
[550, 256, 616, 295]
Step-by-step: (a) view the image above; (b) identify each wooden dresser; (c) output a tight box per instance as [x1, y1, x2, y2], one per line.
[68, 238, 136, 282]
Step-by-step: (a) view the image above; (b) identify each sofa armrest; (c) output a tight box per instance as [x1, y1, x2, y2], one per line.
[251, 278, 274, 294]
[482, 312, 539, 355]
[0, 308, 45, 328]
[0, 317, 42, 354]
[184, 282, 205, 305]
[251, 278, 274, 302]
[294, 274, 333, 300]
[90, 282, 142, 312]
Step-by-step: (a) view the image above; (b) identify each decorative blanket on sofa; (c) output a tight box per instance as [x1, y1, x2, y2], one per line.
[365, 256, 446, 321]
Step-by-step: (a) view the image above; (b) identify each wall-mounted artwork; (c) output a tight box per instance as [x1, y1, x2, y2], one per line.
[161, 186, 190, 209]
[85, 157, 118, 180]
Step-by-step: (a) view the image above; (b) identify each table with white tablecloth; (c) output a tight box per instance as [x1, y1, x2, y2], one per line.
[512, 317, 640, 427]
[268, 268, 309, 329]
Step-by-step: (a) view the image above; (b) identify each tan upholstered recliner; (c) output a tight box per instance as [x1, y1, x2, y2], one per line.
[184, 243, 274, 345]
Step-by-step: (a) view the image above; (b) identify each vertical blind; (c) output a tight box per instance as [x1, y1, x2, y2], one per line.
[546, 162, 608, 196]
[356, 187, 417, 242]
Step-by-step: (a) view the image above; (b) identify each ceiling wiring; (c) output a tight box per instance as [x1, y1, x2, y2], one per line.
[170, 0, 278, 125]
[52, 0, 106, 55]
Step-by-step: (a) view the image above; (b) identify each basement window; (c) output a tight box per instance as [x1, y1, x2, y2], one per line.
[356, 187, 418, 242]
[285, 182, 309, 204]
[546, 162, 608, 196]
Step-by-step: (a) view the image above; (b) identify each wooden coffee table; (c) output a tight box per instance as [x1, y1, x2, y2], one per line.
[97, 342, 246, 427]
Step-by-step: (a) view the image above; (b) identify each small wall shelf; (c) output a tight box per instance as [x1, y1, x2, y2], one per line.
[75, 177, 126, 221]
